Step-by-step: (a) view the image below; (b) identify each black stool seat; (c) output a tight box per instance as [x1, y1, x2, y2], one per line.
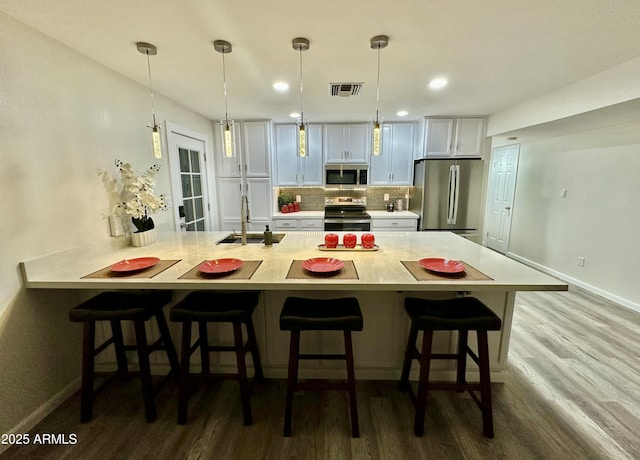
[280, 297, 363, 331]
[280, 297, 363, 438]
[170, 291, 259, 322]
[68, 290, 179, 423]
[400, 296, 502, 438]
[69, 291, 172, 321]
[170, 291, 263, 426]
[404, 297, 502, 331]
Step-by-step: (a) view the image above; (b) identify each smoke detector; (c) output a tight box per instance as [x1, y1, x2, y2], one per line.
[329, 82, 364, 97]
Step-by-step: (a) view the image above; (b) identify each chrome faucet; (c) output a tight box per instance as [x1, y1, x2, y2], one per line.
[240, 194, 250, 245]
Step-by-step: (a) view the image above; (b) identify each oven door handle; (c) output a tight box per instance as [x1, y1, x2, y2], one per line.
[323, 219, 371, 224]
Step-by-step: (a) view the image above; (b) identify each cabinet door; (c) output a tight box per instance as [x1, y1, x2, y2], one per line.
[216, 122, 243, 177]
[243, 121, 271, 176]
[217, 177, 243, 221]
[345, 123, 370, 163]
[389, 123, 414, 184]
[369, 125, 392, 185]
[424, 119, 454, 157]
[324, 125, 347, 163]
[274, 124, 299, 186]
[453, 118, 484, 157]
[300, 124, 323, 185]
[246, 178, 272, 222]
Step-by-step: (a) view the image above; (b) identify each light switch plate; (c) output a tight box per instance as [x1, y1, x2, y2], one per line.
[108, 215, 125, 237]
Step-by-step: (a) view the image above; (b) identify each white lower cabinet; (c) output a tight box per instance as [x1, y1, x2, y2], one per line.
[371, 216, 418, 231]
[273, 216, 323, 231]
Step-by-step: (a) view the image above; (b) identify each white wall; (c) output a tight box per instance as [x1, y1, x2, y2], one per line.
[0, 12, 214, 435]
[494, 108, 640, 310]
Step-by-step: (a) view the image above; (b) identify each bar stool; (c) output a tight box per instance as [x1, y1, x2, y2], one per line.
[170, 291, 263, 425]
[399, 296, 502, 437]
[279, 296, 363, 437]
[68, 290, 179, 423]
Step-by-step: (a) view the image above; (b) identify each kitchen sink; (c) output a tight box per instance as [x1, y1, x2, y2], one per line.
[216, 232, 285, 244]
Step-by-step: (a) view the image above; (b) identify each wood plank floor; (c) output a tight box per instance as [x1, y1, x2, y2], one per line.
[2, 286, 639, 459]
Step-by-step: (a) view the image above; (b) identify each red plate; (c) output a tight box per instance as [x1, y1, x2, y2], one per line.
[418, 258, 465, 274]
[302, 257, 345, 273]
[199, 258, 244, 274]
[110, 257, 160, 273]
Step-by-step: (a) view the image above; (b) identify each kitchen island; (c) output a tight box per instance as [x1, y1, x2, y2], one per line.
[20, 231, 567, 381]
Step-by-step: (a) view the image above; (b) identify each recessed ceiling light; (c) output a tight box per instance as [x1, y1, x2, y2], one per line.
[428, 78, 448, 90]
[397, 110, 408, 117]
[273, 82, 289, 92]
[289, 112, 300, 118]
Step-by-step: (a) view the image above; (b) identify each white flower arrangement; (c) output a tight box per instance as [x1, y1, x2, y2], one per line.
[98, 160, 166, 232]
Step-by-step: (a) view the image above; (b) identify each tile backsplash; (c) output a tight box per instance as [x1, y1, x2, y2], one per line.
[276, 186, 413, 211]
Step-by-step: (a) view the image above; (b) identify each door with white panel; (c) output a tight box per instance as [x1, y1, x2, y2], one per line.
[166, 123, 213, 231]
[485, 144, 519, 253]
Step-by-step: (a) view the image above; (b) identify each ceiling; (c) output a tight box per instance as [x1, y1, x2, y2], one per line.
[2, 0, 640, 124]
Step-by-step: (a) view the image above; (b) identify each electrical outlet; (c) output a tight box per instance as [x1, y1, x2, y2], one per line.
[384, 193, 389, 201]
[296, 195, 301, 202]
[578, 257, 585, 267]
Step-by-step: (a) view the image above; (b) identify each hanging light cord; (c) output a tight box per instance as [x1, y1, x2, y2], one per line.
[298, 46, 304, 123]
[145, 51, 157, 127]
[222, 51, 230, 126]
[375, 44, 381, 124]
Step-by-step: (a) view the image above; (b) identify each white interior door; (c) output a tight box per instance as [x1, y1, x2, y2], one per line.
[485, 144, 519, 253]
[166, 123, 213, 232]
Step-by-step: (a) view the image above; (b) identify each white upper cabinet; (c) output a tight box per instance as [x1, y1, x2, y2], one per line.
[217, 120, 271, 177]
[274, 124, 322, 186]
[324, 123, 370, 164]
[369, 122, 415, 185]
[420, 117, 485, 158]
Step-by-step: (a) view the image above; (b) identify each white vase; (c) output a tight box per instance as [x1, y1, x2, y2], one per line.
[131, 228, 157, 247]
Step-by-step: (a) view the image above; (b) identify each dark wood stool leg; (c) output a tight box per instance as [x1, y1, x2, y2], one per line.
[199, 321, 210, 375]
[133, 320, 156, 422]
[110, 320, 128, 375]
[344, 330, 360, 438]
[245, 317, 264, 381]
[414, 329, 433, 437]
[154, 310, 180, 375]
[399, 322, 418, 390]
[80, 321, 96, 423]
[283, 330, 300, 437]
[456, 330, 469, 387]
[477, 330, 494, 438]
[233, 322, 252, 426]
[178, 321, 192, 425]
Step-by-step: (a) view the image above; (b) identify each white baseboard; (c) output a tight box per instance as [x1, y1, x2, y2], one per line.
[507, 252, 640, 314]
[0, 377, 81, 456]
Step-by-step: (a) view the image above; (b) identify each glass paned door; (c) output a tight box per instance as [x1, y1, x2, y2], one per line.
[178, 147, 206, 231]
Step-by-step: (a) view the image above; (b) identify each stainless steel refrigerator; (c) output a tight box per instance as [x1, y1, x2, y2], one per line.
[410, 159, 484, 235]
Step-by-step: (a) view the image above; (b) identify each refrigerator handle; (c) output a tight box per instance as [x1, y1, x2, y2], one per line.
[451, 164, 460, 224]
[447, 165, 455, 224]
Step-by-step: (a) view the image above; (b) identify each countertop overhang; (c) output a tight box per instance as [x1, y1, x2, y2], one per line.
[20, 231, 568, 292]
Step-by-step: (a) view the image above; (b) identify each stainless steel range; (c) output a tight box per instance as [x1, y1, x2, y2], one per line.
[323, 197, 371, 231]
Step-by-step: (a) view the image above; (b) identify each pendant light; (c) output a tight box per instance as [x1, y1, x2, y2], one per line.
[370, 35, 388, 156]
[292, 37, 310, 157]
[214, 40, 236, 158]
[136, 42, 162, 159]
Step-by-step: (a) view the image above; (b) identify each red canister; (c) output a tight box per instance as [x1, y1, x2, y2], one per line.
[343, 233, 357, 249]
[281, 205, 289, 213]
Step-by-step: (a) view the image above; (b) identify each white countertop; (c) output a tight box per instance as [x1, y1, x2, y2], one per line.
[272, 211, 324, 218]
[20, 231, 567, 292]
[366, 210, 419, 218]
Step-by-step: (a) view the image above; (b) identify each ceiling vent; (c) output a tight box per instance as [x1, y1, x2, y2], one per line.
[330, 82, 364, 97]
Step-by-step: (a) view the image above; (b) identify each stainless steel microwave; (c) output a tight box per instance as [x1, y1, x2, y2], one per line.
[325, 167, 368, 186]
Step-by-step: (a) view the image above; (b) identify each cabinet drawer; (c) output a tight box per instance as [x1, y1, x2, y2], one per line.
[273, 219, 298, 230]
[371, 218, 417, 231]
[299, 218, 323, 230]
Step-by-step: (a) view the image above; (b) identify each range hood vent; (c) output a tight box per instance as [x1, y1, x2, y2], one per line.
[329, 82, 364, 97]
